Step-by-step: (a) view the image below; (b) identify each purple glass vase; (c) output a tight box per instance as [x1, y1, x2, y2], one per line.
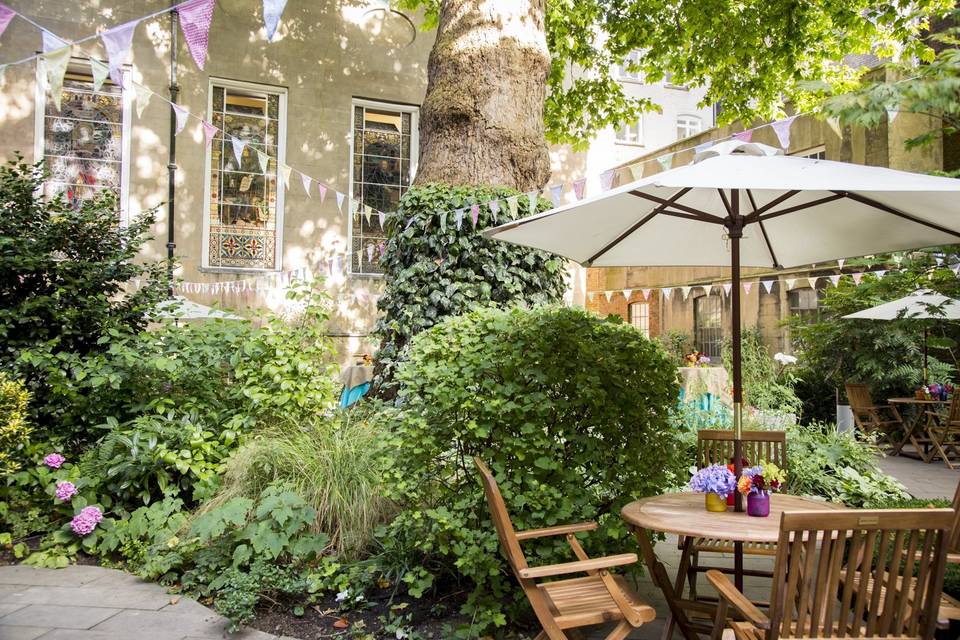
[747, 492, 770, 517]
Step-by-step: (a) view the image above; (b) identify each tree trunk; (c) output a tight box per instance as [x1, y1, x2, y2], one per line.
[415, 0, 551, 191]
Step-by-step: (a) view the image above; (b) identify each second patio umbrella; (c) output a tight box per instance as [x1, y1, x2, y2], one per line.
[485, 140, 960, 512]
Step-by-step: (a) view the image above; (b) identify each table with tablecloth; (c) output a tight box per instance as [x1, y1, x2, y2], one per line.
[339, 365, 374, 407]
[678, 366, 733, 411]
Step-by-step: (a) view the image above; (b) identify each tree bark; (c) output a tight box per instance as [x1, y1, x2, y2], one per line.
[415, 0, 551, 191]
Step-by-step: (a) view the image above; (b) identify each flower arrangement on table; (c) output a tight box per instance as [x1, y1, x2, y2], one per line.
[919, 382, 953, 401]
[684, 350, 711, 368]
[737, 461, 786, 517]
[689, 463, 736, 512]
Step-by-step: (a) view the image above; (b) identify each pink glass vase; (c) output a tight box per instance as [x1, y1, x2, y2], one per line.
[747, 492, 770, 517]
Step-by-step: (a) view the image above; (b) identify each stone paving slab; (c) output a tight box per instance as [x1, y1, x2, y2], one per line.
[0, 626, 50, 640]
[0, 604, 121, 630]
[88, 609, 275, 640]
[0, 566, 105, 587]
[4, 585, 172, 611]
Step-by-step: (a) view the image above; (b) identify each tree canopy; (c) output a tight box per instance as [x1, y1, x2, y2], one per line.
[399, 0, 955, 148]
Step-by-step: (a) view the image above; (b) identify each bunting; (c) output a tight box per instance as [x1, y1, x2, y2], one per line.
[256, 149, 269, 173]
[101, 20, 137, 85]
[262, 0, 287, 41]
[681, 286, 692, 300]
[629, 163, 643, 181]
[829, 274, 841, 287]
[178, 0, 215, 70]
[89, 58, 109, 92]
[732, 129, 753, 143]
[599, 169, 615, 191]
[378, 211, 385, 230]
[527, 192, 538, 215]
[852, 272, 863, 285]
[507, 195, 519, 219]
[826, 117, 843, 138]
[455, 208, 464, 231]
[604, 291, 613, 302]
[743, 281, 753, 295]
[318, 183, 327, 204]
[336, 192, 344, 213]
[0, 4, 13, 39]
[771, 115, 797, 149]
[42, 45, 71, 111]
[42, 31, 69, 53]
[784, 278, 796, 290]
[301, 172, 312, 197]
[662, 288, 672, 301]
[279, 163, 291, 189]
[807, 276, 818, 289]
[202, 121, 218, 147]
[470, 203, 480, 228]
[572, 179, 586, 201]
[761, 280, 774, 294]
[722, 282, 732, 296]
[231, 136, 246, 166]
[641, 288, 651, 300]
[172, 103, 189, 135]
[657, 154, 673, 171]
[489, 199, 500, 222]
[549, 184, 563, 207]
[623, 289, 633, 300]
[837, 258, 845, 270]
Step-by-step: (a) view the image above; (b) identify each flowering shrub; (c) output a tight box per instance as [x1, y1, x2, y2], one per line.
[44, 453, 65, 469]
[70, 506, 103, 536]
[689, 463, 736, 496]
[55, 481, 78, 501]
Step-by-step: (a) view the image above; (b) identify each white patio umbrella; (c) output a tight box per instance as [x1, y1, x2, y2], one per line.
[486, 140, 960, 513]
[153, 296, 244, 321]
[843, 290, 960, 383]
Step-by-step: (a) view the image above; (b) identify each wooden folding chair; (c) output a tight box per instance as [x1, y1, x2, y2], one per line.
[845, 382, 904, 450]
[925, 394, 960, 469]
[681, 430, 787, 602]
[474, 458, 655, 640]
[708, 508, 955, 640]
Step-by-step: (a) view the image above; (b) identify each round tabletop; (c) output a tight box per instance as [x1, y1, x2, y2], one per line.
[888, 397, 946, 405]
[621, 492, 844, 543]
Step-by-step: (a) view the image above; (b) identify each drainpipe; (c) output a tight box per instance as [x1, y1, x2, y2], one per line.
[166, 3, 180, 297]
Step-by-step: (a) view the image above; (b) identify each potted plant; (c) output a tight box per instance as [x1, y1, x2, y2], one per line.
[689, 463, 736, 512]
[736, 461, 786, 517]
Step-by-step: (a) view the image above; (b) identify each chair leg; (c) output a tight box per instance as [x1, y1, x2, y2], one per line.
[604, 620, 635, 640]
[688, 549, 699, 600]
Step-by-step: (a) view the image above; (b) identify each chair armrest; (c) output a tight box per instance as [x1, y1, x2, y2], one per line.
[515, 521, 598, 541]
[518, 553, 638, 579]
[706, 570, 770, 628]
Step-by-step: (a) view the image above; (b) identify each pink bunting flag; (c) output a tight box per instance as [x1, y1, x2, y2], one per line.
[761, 280, 774, 294]
[0, 4, 15, 39]
[202, 121, 218, 146]
[317, 183, 327, 204]
[301, 173, 312, 197]
[771, 115, 797, 149]
[101, 20, 138, 86]
[489, 199, 500, 222]
[378, 242, 385, 256]
[171, 104, 189, 135]
[641, 288, 651, 301]
[549, 184, 563, 207]
[732, 129, 753, 143]
[599, 169, 615, 192]
[743, 282, 753, 295]
[470, 203, 480, 228]
[178, 0, 215, 70]
[572, 178, 586, 200]
[722, 283, 732, 296]
[851, 272, 864, 285]
[829, 274, 841, 287]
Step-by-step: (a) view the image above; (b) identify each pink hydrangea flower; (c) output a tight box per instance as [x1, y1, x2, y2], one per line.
[44, 453, 66, 469]
[70, 506, 103, 536]
[55, 481, 78, 501]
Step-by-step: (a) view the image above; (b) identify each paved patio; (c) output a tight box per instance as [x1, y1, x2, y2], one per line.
[0, 455, 954, 640]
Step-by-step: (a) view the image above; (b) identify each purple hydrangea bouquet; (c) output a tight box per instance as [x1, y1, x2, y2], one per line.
[689, 463, 736, 512]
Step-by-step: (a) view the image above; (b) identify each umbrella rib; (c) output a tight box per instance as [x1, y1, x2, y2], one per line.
[585, 188, 693, 266]
[746, 190, 781, 269]
[718, 189, 733, 217]
[741, 190, 800, 224]
[629, 190, 726, 223]
[833, 191, 960, 239]
[754, 193, 847, 222]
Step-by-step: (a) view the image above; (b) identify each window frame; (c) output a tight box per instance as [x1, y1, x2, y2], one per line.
[201, 77, 288, 273]
[794, 145, 826, 160]
[788, 286, 821, 323]
[616, 51, 644, 83]
[676, 114, 703, 141]
[615, 117, 644, 146]
[693, 294, 723, 359]
[628, 301, 650, 338]
[348, 97, 419, 278]
[34, 57, 133, 226]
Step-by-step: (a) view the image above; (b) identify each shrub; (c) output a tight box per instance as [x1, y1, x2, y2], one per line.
[0, 373, 30, 475]
[203, 406, 391, 559]
[722, 329, 801, 415]
[372, 183, 567, 396]
[380, 305, 683, 636]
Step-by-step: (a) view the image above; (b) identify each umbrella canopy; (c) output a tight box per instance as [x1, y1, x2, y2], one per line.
[153, 296, 244, 321]
[486, 140, 960, 513]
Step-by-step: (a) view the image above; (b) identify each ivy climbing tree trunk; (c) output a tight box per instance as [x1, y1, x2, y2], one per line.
[414, 0, 551, 191]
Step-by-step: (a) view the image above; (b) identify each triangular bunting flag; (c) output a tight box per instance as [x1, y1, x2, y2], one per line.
[657, 154, 673, 171]
[43, 46, 72, 111]
[231, 136, 246, 166]
[364, 205, 372, 224]
[263, 0, 288, 42]
[89, 58, 109, 92]
[722, 283, 732, 296]
[256, 149, 269, 173]
[317, 183, 327, 204]
[300, 172, 312, 197]
[599, 169, 615, 191]
[744, 282, 753, 295]
[549, 184, 563, 207]
[134, 83, 152, 118]
[852, 272, 863, 285]
[489, 199, 500, 222]
[732, 129, 753, 143]
[0, 65, 6, 87]
[623, 289, 633, 300]
[604, 291, 613, 302]
[761, 280, 774, 294]
[629, 163, 643, 181]
[202, 121, 218, 147]
[827, 116, 843, 138]
[681, 286, 692, 300]
[837, 258, 845, 270]
[527, 192, 538, 214]
[378, 211, 385, 230]
[470, 203, 480, 228]
[829, 274, 841, 287]
[455, 208, 464, 230]
[0, 4, 14, 40]
[694, 141, 714, 154]
[587, 292, 596, 302]
[807, 277, 818, 289]
[439, 210, 447, 232]
[771, 115, 797, 149]
[887, 110, 899, 123]
[507, 195, 519, 219]
[641, 288, 651, 301]
[662, 288, 673, 301]
[785, 278, 796, 290]
[101, 20, 137, 86]
[279, 163, 292, 189]
[335, 191, 344, 212]
[42, 31, 70, 53]
[172, 104, 189, 135]
[572, 178, 586, 200]
[367, 244, 374, 263]
[178, 0, 215, 69]
[874, 269, 886, 279]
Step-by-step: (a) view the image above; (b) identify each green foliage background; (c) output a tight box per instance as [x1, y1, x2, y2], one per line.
[0, 373, 30, 476]
[373, 183, 566, 395]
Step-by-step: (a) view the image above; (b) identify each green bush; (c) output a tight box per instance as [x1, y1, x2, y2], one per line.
[380, 305, 683, 636]
[0, 373, 30, 475]
[204, 406, 391, 559]
[372, 183, 567, 396]
[722, 329, 801, 415]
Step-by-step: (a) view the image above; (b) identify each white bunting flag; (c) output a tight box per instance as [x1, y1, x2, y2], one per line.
[722, 283, 732, 296]
[43, 45, 72, 111]
[662, 287, 673, 301]
[172, 104, 189, 135]
[335, 191, 344, 212]
[527, 192, 538, 214]
[827, 116, 843, 138]
[42, 31, 70, 53]
[301, 173, 312, 197]
[378, 211, 385, 230]
[549, 184, 563, 207]
[604, 291, 613, 302]
[439, 211, 447, 232]
[318, 184, 328, 204]
[629, 163, 643, 181]
[587, 292, 596, 302]
[852, 272, 864, 285]
[256, 149, 269, 173]
[279, 163, 292, 189]
[455, 208, 464, 230]
[367, 244, 374, 263]
[231, 137, 246, 166]
[641, 288, 651, 300]
[657, 154, 673, 171]
[888, 110, 899, 123]
[681, 286, 692, 300]
[489, 199, 500, 222]
[807, 277, 818, 289]
[572, 178, 586, 200]
[622, 289, 633, 300]
[134, 83, 152, 118]
[761, 280, 775, 294]
[874, 269, 886, 279]
[599, 169, 615, 191]
[101, 20, 137, 86]
[364, 205, 372, 224]
[837, 258, 845, 270]
[785, 278, 796, 290]
[263, 0, 288, 41]
[507, 196, 519, 219]
[829, 274, 841, 287]
[89, 58, 109, 92]
[744, 282, 753, 295]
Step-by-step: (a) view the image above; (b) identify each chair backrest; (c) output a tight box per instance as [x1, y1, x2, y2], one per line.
[767, 509, 952, 640]
[845, 383, 875, 411]
[946, 393, 960, 425]
[474, 458, 529, 577]
[697, 430, 788, 486]
[949, 478, 960, 554]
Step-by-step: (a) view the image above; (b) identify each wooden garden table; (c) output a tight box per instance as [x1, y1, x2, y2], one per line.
[621, 492, 844, 640]
[888, 397, 946, 460]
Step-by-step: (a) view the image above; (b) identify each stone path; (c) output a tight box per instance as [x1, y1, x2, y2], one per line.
[0, 564, 282, 640]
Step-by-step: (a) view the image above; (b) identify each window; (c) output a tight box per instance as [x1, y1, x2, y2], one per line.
[663, 71, 688, 89]
[676, 115, 703, 140]
[616, 51, 643, 81]
[615, 118, 643, 145]
[795, 146, 826, 160]
[629, 302, 650, 338]
[788, 287, 820, 323]
[694, 295, 723, 359]
[204, 80, 286, 271]
[35, 63, 130, 222]
[350, 100, 418, 276]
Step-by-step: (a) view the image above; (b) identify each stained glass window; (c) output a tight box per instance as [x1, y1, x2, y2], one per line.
[41, 70, 126, 217]
[206, 83, 285, 271]
[351, 102, 417, 276]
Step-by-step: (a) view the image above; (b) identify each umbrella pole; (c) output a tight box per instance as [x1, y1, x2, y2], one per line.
[729, 195, 744, 514]
[923, 326, 929, 385]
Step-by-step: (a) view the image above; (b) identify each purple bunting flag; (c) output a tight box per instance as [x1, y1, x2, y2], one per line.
[489, 199, 500, 222]
[0, 4, 14, 39]
[262, 0, 287, 42]
[599, 169, 614, 192]
[202, 121, 218, 147]
[172, 104, 189, 135]
[470, 203, 480, 228]
[101, 20, 138, 86]
[300, 172, 312, 197]
[317, 183, 327, 204]
[231, 137, 246, 166]
[732, 129, 753, 143]
[771, 115, 797, 149]
[335, 191, 344, 213]
[572, 178, 586, 200]
[178, 0, 215, 70]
